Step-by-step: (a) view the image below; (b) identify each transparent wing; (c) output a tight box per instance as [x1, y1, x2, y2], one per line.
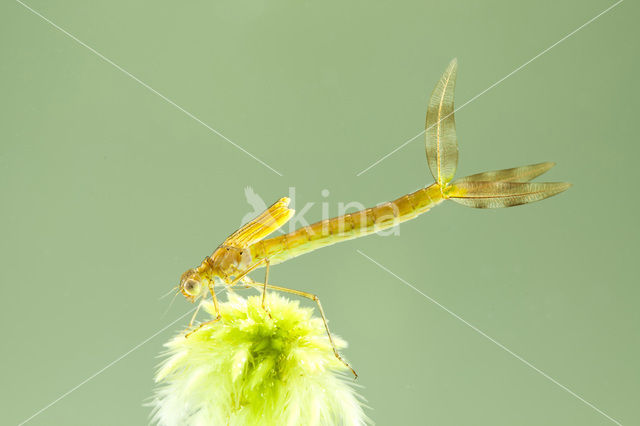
[426, 58, 458, 186]
[224, 197, 295, 248]
[454, 162, 555, 183]
[448, 181, 571, 208]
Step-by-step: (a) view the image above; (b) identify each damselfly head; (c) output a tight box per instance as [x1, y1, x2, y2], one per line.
[179, 269, 204, 303]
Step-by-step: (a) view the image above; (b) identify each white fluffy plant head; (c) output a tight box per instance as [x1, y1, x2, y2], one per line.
[151, 292, 369, 426]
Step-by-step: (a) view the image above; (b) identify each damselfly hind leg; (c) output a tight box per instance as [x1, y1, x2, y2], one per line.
[244, 278, 357, 379]
[185, 281, 222, 338]
[261, 259, 272, 319]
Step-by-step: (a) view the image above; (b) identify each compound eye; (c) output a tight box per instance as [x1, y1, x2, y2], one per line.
[183, 279, 200, 296]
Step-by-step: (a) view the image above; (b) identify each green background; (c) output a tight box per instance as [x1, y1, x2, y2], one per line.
[1, 0, 637, 424]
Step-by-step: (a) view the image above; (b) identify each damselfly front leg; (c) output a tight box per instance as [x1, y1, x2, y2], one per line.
[188, 300, 204, 328]
[243, 277, 357, 379]
[185, 281, 222, 338]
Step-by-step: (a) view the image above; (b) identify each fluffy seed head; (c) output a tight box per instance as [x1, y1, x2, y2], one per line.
[151, 293, 369, 426]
